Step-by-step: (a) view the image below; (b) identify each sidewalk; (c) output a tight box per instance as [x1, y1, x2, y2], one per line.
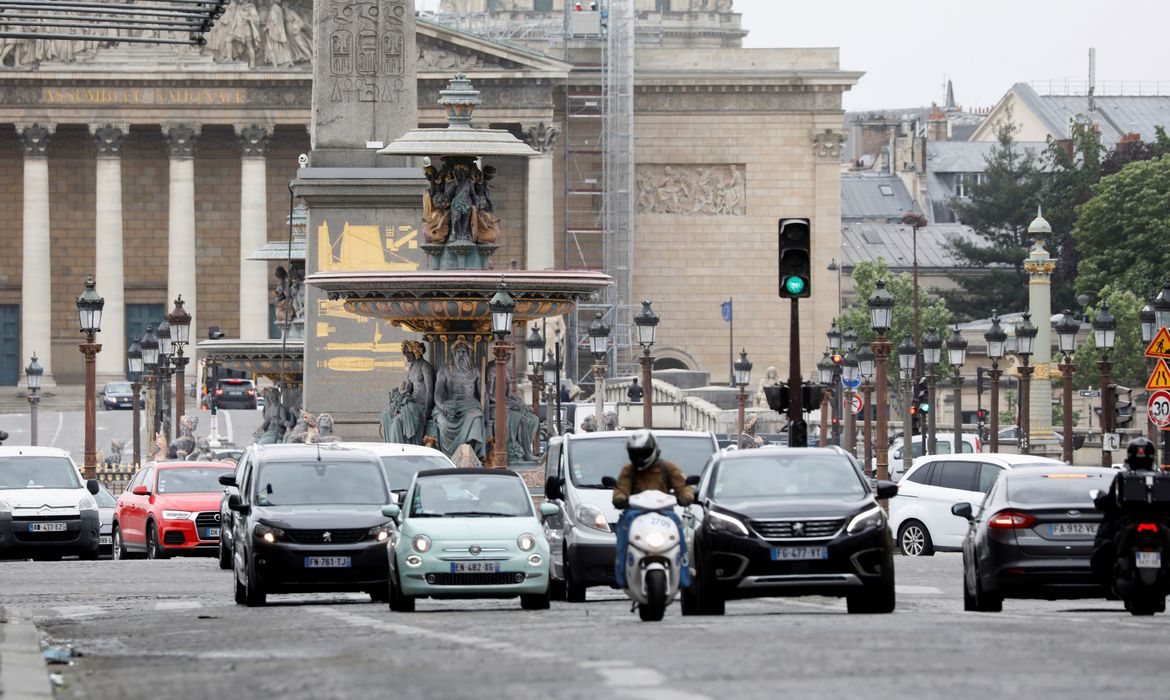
[0, 607, 54, 699]
[0, 385, 90, 414]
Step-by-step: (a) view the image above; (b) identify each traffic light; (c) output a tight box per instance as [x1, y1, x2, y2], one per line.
[909, 405, 921, 433]
[778, 218, 811, 299]
[914, 376, 930, 414]
[763, 384, 788, 413]
[789, 418, 808, 448]
[976, 366, 990, 395]
[1113, 384, 1134, 427]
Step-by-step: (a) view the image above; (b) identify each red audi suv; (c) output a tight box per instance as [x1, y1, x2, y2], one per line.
[112, 461, 233, 559]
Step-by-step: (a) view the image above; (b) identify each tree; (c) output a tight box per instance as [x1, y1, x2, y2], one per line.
[946, 112, 1044, 320]
[1072, 155, 1170, 302]
[1040, 120, 1103, 311]
[1071, 286, 1147, 392]
[838, 260, 953, 357]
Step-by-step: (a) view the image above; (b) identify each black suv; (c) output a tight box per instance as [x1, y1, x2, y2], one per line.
[685, 446, 898, 615]
[216, 378, 257, 409]
[225, 444, 395, 606]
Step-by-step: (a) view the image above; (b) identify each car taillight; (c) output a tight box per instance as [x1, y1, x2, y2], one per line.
[215, 389, 224, 395]
[988, 510, 1036, 529]
[1138, 523, 1159, 533]
[246, 389, 255, 395]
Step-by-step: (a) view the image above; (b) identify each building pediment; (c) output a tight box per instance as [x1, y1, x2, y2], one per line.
[416, 19, 571, 80]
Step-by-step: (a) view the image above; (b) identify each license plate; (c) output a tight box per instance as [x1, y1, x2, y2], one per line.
[28, 522, 67, 532]
[1049, 523, 1098, 537]
[201, 528, 220, 539]
[772, 546, 829, 561]
[1136, 551, 1162, 569]
[304, 556, 351, 568]
[99, 535, 113, 545]
[451, 561, 501, 573]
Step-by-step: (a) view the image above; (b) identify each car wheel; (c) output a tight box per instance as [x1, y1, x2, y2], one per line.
[388, 571, 415, 613]
[146, 522, 169, 560]
[962, 562, 978, 612]
[218, 538, 232, 570]
[971, 566, 1002, 613]
[898, 520, 934, 557]
[637, 570, 668, 622]
[520, 589, 551, 610]
[564, 546, 587, 603]
[243, 562, 266, 607]
[234, 564, 247, 605]
[847, 575, 896, 614]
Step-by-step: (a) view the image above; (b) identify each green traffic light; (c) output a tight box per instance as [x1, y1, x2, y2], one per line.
[919, 402, 931, 414]
[784, 276, 806, 295]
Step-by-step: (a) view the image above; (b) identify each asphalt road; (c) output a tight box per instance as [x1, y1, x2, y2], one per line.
[2, 553, 1169, 700]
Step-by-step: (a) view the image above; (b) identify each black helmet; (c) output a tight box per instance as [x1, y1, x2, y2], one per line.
[626, 429, 660, 471]
[1126, 437, 1157, 471]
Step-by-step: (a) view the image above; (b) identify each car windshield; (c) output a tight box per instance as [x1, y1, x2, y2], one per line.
[381, 455, 457, 491]
[1007, 473, 1113, 505]
[104, 382, 131, 394]
[569, 435, 715, 488]
[711, 454, 866, 500]
[94, 485, 117, 508]
[156, 467, 233, 494]
[0, 456, 82, 489]
[409, 473, 533, 517]
[255, 460, 388, 506]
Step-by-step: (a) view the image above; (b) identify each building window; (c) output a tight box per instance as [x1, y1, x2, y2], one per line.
[879, 184, 894, 197]
[655, 0, 671, 11]
[534, 0, 553, 10]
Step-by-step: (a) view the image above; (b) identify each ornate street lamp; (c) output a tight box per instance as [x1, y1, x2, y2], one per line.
[984, 312, 1007, 452]
[843, 329, 858, 353]
[1055, 309, 1081, 464]
[734, 349, 753, 448]
[1094, 303, 1117, 467]
[947, 326, 969, 456]
[818, 351, 835, 447]
[897, 335, 917, 476]
[76, 275, 104, 479]
[1141, 298, 1158, 443]
[155, 318, 173, 441]
[544, 331, 564, 437]
[25, 353, 43, 446]
[867, 281, 895, 486]
[634, 300, 659, 429]
[525, 324, 546, 457]
[587, 311, 611, 432]
[1154, 282, 1170, 331]
[166, 295, 192, 428]
[921, 328, 942, 454]
[127, 337, 144, 466]
[1014, 313, 1038, 456]
[842, 350, 860, 457]
[488, 282, 516, 467]
[827, 319, 842, 352]
[140, 325, 159, 451]
[858, 344, 876, 469]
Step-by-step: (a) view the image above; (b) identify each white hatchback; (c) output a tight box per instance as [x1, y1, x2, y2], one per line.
[881, 433, 982, 481]
[342, 443, 457, 498]
[889, 453, 1064, 556]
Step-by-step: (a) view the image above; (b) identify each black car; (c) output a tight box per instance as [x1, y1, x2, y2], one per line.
[216, 378, 257, 409]
[957, 466, 1114, 612]
[685, 446, 898, 615]
[217, 456, 245, 569]
[100, 381, 141, 410]
[225, 444, 395, 606]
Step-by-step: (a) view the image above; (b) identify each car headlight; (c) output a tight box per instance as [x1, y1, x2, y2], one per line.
[0, 499, 10, 514]
[412, 534, 432, 553]
[847, 505, 886, 534]
[162, 510, 193, 520]
[706, 510, 749, 536]
[254, 523, 285, 544]
[517, 533, 537, 551]
[78, 496, 97, 512]
[368, 523, 394, 542]
[575, 504, 611, 533]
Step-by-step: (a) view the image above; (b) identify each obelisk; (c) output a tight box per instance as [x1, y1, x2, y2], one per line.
[1024, 210, 1058, 454]
[295, 0, 427, 438]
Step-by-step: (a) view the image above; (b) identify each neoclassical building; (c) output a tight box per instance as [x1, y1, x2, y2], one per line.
[0, 0, 858, 403]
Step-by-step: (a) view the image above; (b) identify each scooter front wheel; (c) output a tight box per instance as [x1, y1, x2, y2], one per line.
[638, 569, 667, 622]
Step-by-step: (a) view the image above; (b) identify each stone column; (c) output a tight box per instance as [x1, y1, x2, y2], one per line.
[18, 123, 55, 387]
[163, 125, 200, 370]
[236, 124, 272, 340]
[522, 122, 558, 270]
[1024, 211, 1057, 452]
[92, 124, 128, 381]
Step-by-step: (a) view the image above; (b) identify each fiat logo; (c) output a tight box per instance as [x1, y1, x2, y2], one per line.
[469, 544, 481, 555]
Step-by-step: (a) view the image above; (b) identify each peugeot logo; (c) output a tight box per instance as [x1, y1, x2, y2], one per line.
[792, 522, 805, 536]
[322, 531, 332, 543]
[1067, 510, 1081, 518]
[469, 544, 481, 556]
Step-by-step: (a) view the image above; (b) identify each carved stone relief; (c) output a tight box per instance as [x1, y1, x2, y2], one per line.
[162, 124, 200, 159]
[16, 123, 54, 156]
[521, 122, 557, 154]
[811, 128, 847, 159]
[235, 123, 273, 157]
[635, 164, 745, 216]
[90, 124, 127, 157]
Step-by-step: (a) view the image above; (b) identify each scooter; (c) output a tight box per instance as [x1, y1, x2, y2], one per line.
[620, 489, 685, 622]
[1093, 471, 1170, 616]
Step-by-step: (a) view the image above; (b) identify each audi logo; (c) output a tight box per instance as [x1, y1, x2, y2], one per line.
[213, 513, 221, 522]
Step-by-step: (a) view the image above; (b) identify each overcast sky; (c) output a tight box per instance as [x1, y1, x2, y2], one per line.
[736, 0, 1169, 111]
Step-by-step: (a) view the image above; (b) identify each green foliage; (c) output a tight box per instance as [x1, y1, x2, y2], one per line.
[1052, 401, 1080, 428]
[1072, 155, 1170, 302]
[1000, 390, 1017, 426]
[1040, 121, 1103, 311]
[836, 260, 953, 358]
[1071, 287, 1148, 391]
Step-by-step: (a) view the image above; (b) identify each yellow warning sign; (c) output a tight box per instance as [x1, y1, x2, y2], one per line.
[1148, 359, 1170, 390]
[1145, 328, 1170, 358]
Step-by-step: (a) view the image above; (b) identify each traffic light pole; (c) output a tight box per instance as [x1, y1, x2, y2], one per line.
[787, 298, 805, 447]
[989, 363, 1002, 452]
[927, 370, 937, 455]
[1099, 356, 1113, 468]
[903, 375, 913, 476]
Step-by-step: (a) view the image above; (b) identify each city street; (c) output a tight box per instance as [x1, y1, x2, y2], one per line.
[2, 553, 1169, 699]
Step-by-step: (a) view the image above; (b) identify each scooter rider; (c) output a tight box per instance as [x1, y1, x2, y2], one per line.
[612, 430, 694, 587]
[1091, 437, 1159, 582]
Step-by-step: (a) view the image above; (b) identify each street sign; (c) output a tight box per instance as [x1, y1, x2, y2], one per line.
[841, 377, 861, 389]
[1149, 390, 1170, 428]
[1147, 358, 1170, 390]
[1104, 433, 1121, 452]
[1078, 390, 1101, 398]
[851, 394, 864, 415]
[1145, 328, 1170, 358]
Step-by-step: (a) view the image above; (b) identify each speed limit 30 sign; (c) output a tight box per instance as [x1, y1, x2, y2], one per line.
[1149, 390, 1170, 428]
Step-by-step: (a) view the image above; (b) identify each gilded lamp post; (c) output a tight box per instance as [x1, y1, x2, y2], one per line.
[1055, 309, 1080, 465]
[634, 300, 659, 429]
[489, 283, 516, 468]
[984, 313, 1007, 452]
[76, 275, 105, 479]
[867, 281, 895, 485]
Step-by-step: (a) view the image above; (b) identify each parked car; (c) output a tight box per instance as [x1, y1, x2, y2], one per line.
[997, 426, 1083, 449]
[342, 442, 456, 500]
[0, 446, 101, 560]
[215, 378, 257, 410]
[113, 461, 234, 559]
[543, 429, 719, 601]
[890, 453, 1065, 556]
[957, 466, 1115, 611]
[685, 447, 898, 615]
[881, 433, 981, 481]
[100, 381, 142, 410]
[385, 468, 560, 612]
[217, 457, 246, 569]
[94, 482, 117, 556]
[226, 444, 395, 606]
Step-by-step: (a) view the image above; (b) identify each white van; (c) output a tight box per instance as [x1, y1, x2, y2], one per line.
[0, 446, 102, 560]
[879, 433, 982, 481]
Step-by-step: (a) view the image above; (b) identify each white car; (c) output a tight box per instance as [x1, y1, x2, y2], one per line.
[889, 453, 1064, 556]
[342, 442, 457, 497]
[881, 433, 982, 481]
[0, 446, 102, 560]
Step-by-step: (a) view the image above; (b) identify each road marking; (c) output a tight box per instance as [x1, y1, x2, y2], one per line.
[896, 585, 942, 595]
[154, 601, 202, 611]
[53, 605, 105, 620]
[48, 412, 64, 448]
[223, 410, 234, 444]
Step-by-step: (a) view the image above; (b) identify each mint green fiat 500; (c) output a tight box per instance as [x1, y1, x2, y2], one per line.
[383, 468, 559, 611]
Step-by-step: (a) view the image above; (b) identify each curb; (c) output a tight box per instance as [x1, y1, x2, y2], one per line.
[0, 607, 54, 700]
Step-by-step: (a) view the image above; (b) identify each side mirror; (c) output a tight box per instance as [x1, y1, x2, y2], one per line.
[381, 504, 401, 519]
[1090, 488, 1108, 510]
[875, 480, 898, 499]
[131, 484, 149, 496]
[601, 475, 617, 489]
[685, 474, 700, 486]
[227, 494, 250, 516]
[86, 479, 100, 495]
[544, 475, 563, 501]
[951, 502, 974, 520]
[218, 473, 237, 487]
[539, 502, 560, 517]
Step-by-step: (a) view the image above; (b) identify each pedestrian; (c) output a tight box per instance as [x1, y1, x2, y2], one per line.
[559, 384, 570, 403]
[627, 378, 644, 403]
